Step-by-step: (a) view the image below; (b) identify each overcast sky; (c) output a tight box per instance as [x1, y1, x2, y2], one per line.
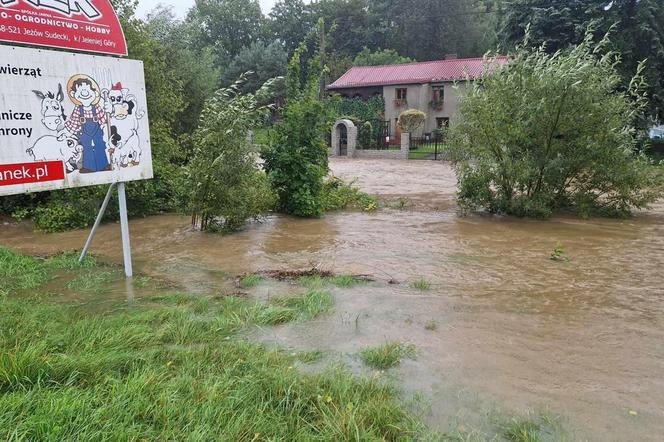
[135, 0, 279, 18]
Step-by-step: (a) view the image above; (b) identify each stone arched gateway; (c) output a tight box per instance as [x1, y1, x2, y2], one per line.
[331, 119, 357, 157]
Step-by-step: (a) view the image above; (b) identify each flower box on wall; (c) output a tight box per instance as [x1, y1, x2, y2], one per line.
[429, 100, 444, 111]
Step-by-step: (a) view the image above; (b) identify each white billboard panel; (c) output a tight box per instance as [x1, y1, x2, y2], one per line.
[0, 45, 152, 196]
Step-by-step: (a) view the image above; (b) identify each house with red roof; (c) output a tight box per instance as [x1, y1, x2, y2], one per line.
[327, 56, 508, 138]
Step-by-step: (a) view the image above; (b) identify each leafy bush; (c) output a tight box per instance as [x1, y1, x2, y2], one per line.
[449, 33, 663, 218]
[397, 109, 426, 134]
[321, 177, 377, 212]
[33, 203, 96, 233]
[263, 25, 331, 218]
[188, 79, 276, 233]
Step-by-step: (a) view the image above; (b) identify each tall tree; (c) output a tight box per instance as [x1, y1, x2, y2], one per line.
[190, 0, 266, 61]
[366, 0, 492, 60]
[499, 0, 664, 121]
[222, 41, 288, 93]
[269, 0, 313, 55]
[145, 6, 219, 137]
[309, 0, 374, 56]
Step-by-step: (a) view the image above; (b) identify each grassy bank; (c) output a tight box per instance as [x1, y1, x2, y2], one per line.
[0, 247, 419, 440]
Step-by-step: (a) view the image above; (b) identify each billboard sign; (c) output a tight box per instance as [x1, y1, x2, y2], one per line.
[0, 45, 152, 196]
[0, 0, 128, 56]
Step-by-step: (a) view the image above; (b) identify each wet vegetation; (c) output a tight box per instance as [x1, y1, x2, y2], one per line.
[322, 177, 378, 213]
[550, 243, 571, 263]
[296, 350, 325, 364]
[299, 273, 371, 290]
[411, 278, 432, 291]
[360, 342, 417, 370]
[450, 33, 664, 219]
[253, 290, 334, 325]
[0, 247, 420, 440]
[499, 413, 562, 442]
[239, 274, 264, 289]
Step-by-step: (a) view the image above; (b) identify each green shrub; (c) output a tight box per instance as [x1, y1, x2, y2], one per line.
[188, 79, 277, 233]
[449, 33, 663, 218]
[33, 202, 96, 233]
[263, 23, 331, 218]
[397, 109, 426, 134]
[322, 177, 377, 212]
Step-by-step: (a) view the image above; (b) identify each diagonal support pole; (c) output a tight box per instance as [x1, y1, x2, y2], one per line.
[79, 182, 115, 263]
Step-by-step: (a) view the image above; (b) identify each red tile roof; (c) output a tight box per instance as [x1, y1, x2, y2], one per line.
[327, 56, 508, 90]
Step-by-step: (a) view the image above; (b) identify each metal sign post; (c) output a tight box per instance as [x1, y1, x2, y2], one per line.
[79, 182, 133, 278]
[117, 182, 133, 278]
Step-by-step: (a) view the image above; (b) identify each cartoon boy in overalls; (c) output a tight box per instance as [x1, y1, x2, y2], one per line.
[64, 75, 113, 173]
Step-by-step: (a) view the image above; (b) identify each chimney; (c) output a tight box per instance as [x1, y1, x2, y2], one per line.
[445, 54, 458, 60]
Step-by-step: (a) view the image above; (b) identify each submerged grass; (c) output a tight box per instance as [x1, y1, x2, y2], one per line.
[498, 412, 563, 442]
[411, 278, 432, 291]
[296, 350, 324, 364]
[360, 342, 416, 370]
[239, 274, 264, 289]
[502, 418, 542, 442]
[0, 247, 420, 440]
[298, 274, 368, 289]
[254, 290, 334, 325]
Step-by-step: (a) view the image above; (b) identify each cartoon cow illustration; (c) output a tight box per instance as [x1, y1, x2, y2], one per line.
[106, 82, 144, 168]
[33, 84, 67, 131]
[27, 133, 83, 174]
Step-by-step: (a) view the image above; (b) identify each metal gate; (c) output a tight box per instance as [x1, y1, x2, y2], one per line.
[339, 124, 348, 156]
[357, 120, 391, 150]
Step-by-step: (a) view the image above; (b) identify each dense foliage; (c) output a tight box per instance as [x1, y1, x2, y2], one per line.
[499, 0, 664, 122]
[188, 80, 276, 232]
[263, 33, 331, 217]
[353, 47, 414, 66]
[449, 34, 663, 218]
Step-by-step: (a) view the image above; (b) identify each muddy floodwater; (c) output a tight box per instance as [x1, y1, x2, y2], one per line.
[2, 158, 664, 440]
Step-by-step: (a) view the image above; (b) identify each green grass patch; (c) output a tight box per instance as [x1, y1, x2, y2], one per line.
[298, 274, 367, 289]
[298, 275, 325, 289]
[0, 248, 419, 440]
[253, 290, 334, 326]
[330, 274, 367, 288]
[498, 412, 563, 442]
[410, 278, 432, 291]
[66, 269, 122, 294]
[0, 247, 99, 295]
[239, 274, 264, 289]
[296, 350, 324, 364]
[360, 342, 416, 370]
[501, 417, 542, 442]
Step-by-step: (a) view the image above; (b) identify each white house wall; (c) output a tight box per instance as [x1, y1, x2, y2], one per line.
[383, 82, 465, 137]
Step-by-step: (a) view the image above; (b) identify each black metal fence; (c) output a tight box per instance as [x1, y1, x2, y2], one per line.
[356, 119, 392, 150]
[409, 134, 446, 160]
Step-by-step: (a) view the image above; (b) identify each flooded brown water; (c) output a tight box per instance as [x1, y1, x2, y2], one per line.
[2, 158, 664, 440]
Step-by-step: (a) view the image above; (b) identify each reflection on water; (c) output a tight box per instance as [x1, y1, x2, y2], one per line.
[1, 158, 663, 440]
